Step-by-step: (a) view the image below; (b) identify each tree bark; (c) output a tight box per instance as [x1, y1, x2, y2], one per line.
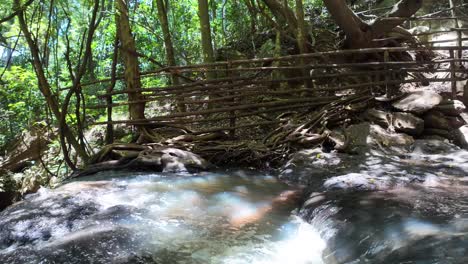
[155, 0, 186, 112]
[115, 0, 146, 121]
[323, 0, 423, 49]
[197, 0, 215, 79]
[261, 0, 297, 31]
[295, 0, 308, 54]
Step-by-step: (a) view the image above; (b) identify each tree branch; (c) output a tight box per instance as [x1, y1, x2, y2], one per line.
[0, 0, 35, 24]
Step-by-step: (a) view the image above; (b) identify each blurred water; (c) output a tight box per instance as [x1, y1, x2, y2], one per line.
[0, 170, 325, 264]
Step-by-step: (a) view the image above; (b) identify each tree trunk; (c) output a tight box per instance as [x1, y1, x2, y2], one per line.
[197, 0, 216, 80]
[295, 0, 308, 54]
[115, 0, 146, 121]
[449, 0, 463, 28]
[323, 0, 423, 49]
[155, 0, 186, 112]
[261, 0, 297, 32]
[13, 0, 88, 163]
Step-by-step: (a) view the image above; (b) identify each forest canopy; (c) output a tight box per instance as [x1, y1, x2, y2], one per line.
[0, 0, 463, 160]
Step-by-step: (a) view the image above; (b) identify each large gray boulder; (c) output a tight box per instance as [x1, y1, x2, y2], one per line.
[364, 109, 391, 127]
[434, 99, 466, 116]
[423, 111, 451, 130]
[345, 123, 414, 154]
[279, 148, 362, 187]
[392, 112, 424, 135]
[392, 91, 442, 114]
[136, 147, 211, 172]
[365, 109, 424, 136]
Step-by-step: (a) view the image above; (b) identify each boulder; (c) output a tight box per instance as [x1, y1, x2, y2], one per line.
[423, 111, 451, 130]
[323, 173, 393, 191]
[364, 109, 391, 127]
[364, 110, 424, 135]
[135, 147, 212, 172]
[424, 128, 452, 140]
[74, 147, 212, 178]
[446, 116, 466, 129]
[434, 99, 466, 116]
[279, 148, 362, 187]
[454, 125, 468, 149]
[392, 112, 424, 135]
[392, 91, 442, 114]
[369, 124, 415, 150]
[345, 123, 414, 154]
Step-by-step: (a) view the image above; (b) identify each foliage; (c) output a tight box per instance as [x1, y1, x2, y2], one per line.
[0, 66, 41, 149]
[0, 0, 453, 159]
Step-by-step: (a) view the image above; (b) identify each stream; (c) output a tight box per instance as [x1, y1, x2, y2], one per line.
[0, 170, 324, 264]
[1, 140, 468, 263]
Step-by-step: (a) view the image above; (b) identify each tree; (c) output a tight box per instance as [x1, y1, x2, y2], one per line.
[197, 0, 215, 77]
[323, 0, 423, 49]
[155, 0, 186, 112]
[115, 0, 146, 121]
[13, 0, 89, 166]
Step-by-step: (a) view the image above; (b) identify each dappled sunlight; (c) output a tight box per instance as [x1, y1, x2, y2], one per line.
[0, 171, 321, 263]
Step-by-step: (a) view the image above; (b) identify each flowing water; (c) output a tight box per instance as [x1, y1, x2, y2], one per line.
[0, 170, 325, 264]
[1, 159, 468, 263]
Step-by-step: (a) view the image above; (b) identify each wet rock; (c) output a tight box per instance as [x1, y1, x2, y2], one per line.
[345, 123, 414, 154]
[454, 125, 468, 149]
[134, 147, 211, 172]
[446, 115, 466, 129]
[364, 110, 424, 136]
[279, 148, 362, 187]
[323, 173, 393, 191]
[434, 99, 466, 116]
[392, 91, 442, 114]
[328, 129, 347, 151]
[76, 147, 212, 177]
[0, 226, 141, 264]
[300, 185, 468, 264]
[423, 111, 451, 130]
[424, 128, 452, 140]
[411, 139, 460, 155]
[392, 112, 424, 135]
[162, 147, 211, 172]
[364, 109, 391, 127]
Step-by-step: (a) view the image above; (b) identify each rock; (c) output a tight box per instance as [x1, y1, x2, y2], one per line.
[424, 128, 452, 140]
[420, 134, 448, 141]
[328, 129, 347, 151]
[364, 110, 424, 135]
[0, 171, 18, 211]
[446, 116, 466, 129]
[279, 148, 362, 187]
[364, 109, 391, 127]
[369, 124, 414, 150]
[0, 125, 52, 173]
[392, 91, 442, 114]
[323, 173, 393, 191]
[392, 112, 424, 135]
[411, 139, 460, 155]
[434, 99, 466, 116]
[345, 123, 414, 154]
[423, 111, 451, 130]
[76, 147, 212, 177]
[136, 147, 212, 173]
[454, 125, 468, 149]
